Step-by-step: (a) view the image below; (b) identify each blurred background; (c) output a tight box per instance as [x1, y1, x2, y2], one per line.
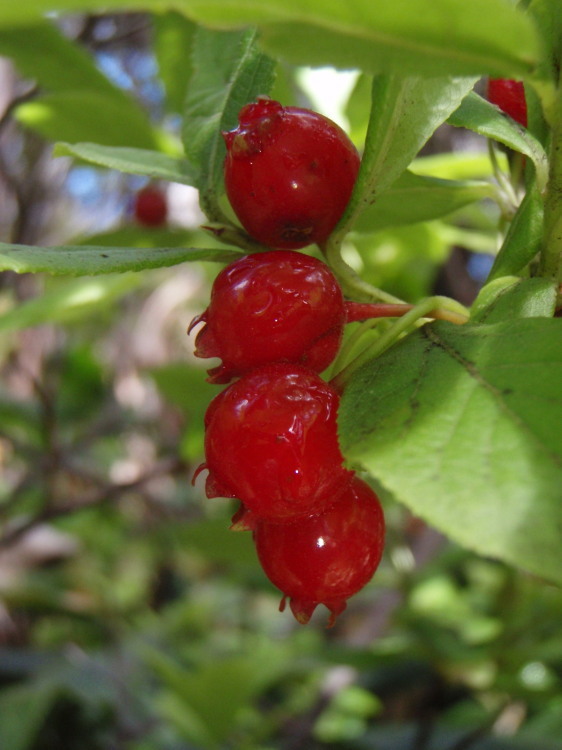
[0, 11, 561, 750]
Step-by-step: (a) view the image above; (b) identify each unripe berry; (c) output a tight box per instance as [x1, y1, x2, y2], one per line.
[200, 363, 353, 522]
[223, 97, 360, 249]
[254, 476, 385, 626]
[189, 250, 345, 383]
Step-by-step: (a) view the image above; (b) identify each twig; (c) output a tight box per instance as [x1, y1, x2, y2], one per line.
[0, 456, 186, 549]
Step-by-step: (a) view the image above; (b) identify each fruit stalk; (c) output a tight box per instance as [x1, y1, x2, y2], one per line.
[331, 296, 469, 391]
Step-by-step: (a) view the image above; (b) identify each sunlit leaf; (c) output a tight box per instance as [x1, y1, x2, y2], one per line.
[340, 319, 562, 585]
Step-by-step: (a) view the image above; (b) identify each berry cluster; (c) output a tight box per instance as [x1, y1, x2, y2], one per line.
[190, 99, 384, 626]
[191, 249, 385, 626]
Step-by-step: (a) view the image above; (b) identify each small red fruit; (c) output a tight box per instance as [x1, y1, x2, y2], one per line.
[133, 186, 168, 227]
[254, 476, 385, 626]
[200, 363, 353, 522]
[189, 250, 345, 383]
[487, 78, 527, 128]
[223, 97, 360, 249]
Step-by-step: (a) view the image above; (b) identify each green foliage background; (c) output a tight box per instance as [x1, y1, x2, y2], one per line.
[0, 1, 560, 749]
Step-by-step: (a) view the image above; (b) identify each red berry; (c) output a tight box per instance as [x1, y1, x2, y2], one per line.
[487, 78, 527, 128]
[133, 186, 168, 227]
[223, 97, 360, 249]
[254, 476, 385, 626]
[189, 250, 345, 383]
[201, 363, 353, 522]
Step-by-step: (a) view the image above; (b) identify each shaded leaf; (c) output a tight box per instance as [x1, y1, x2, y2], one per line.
[183, 0, 540, 78]
[0, 683, 58, 750]
[0, 1, 542, 83]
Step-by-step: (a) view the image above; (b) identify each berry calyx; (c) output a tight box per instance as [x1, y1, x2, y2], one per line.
[487, 78, 527, 128]
[223, 97, 360, 249]
[133, 186, 168, 227]
[189, 250, 345, 383]
[254, 476, 385, 626]
[201, 363, 353, 522]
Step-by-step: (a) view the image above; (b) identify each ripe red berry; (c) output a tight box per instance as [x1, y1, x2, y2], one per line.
[133, 186, 168, 227]
[254, 476, 385, 626]
[189, 250, 345, 383]
[487, 78, 527, 128]
[200, 363, 353, 522]
[223, 97, 360, 249]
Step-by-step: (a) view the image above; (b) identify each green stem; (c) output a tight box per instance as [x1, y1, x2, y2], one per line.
[487, 141, 519, 220]
[329, 318, 387, 379]
[201, 223, 268, 254]
[330, 296, 469, 391]
[323, 237, 403, 303]
[539, 84, 562, 280]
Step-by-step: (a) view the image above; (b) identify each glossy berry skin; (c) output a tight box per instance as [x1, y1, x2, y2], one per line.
[134, 186, 168, 227]
[189, 250, 345, 384]
[201, 363, 353, 522]
[254, 476, 385, 626]
[487, 78, 527, 128]
[223, 98, 360, 249]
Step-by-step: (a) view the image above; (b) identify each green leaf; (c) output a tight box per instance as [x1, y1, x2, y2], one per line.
[0, 242, 241, 276]
[183, 0, 540, 78]
[0, 0, 141, 24]
[338, 75, 477, 235]
[175, 517, 261, 568]
[471, 277, 557, 323]
[529, 0, 562, 82]
[54, 142, 195, 184]
[0, 275, 141, 332]
[0, 20, 125, 94]
[0, 683, 58, 750]
[149, 648, 289, 746]
[449, 92, 549, 191]
[16, 90, 161, 149]
[0, 0, 542, 82]
[487, 184, 544, 282]
[354, 171, 494, 232]
[183, 26, 275, 219]
[0, 20, 169, 149]
[340, 319, 562, 584]
[153, 11, 197, 114]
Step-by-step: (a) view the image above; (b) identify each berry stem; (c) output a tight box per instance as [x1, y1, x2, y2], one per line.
[331, 296, 469, 391]
[329, 317, 391, 379]
[323, 237, 403, 304]
[487, 141, 519, 220]
[345, 301, 469, 324]
[345, 301, 414, 322]
[201, 223, 270, 253]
